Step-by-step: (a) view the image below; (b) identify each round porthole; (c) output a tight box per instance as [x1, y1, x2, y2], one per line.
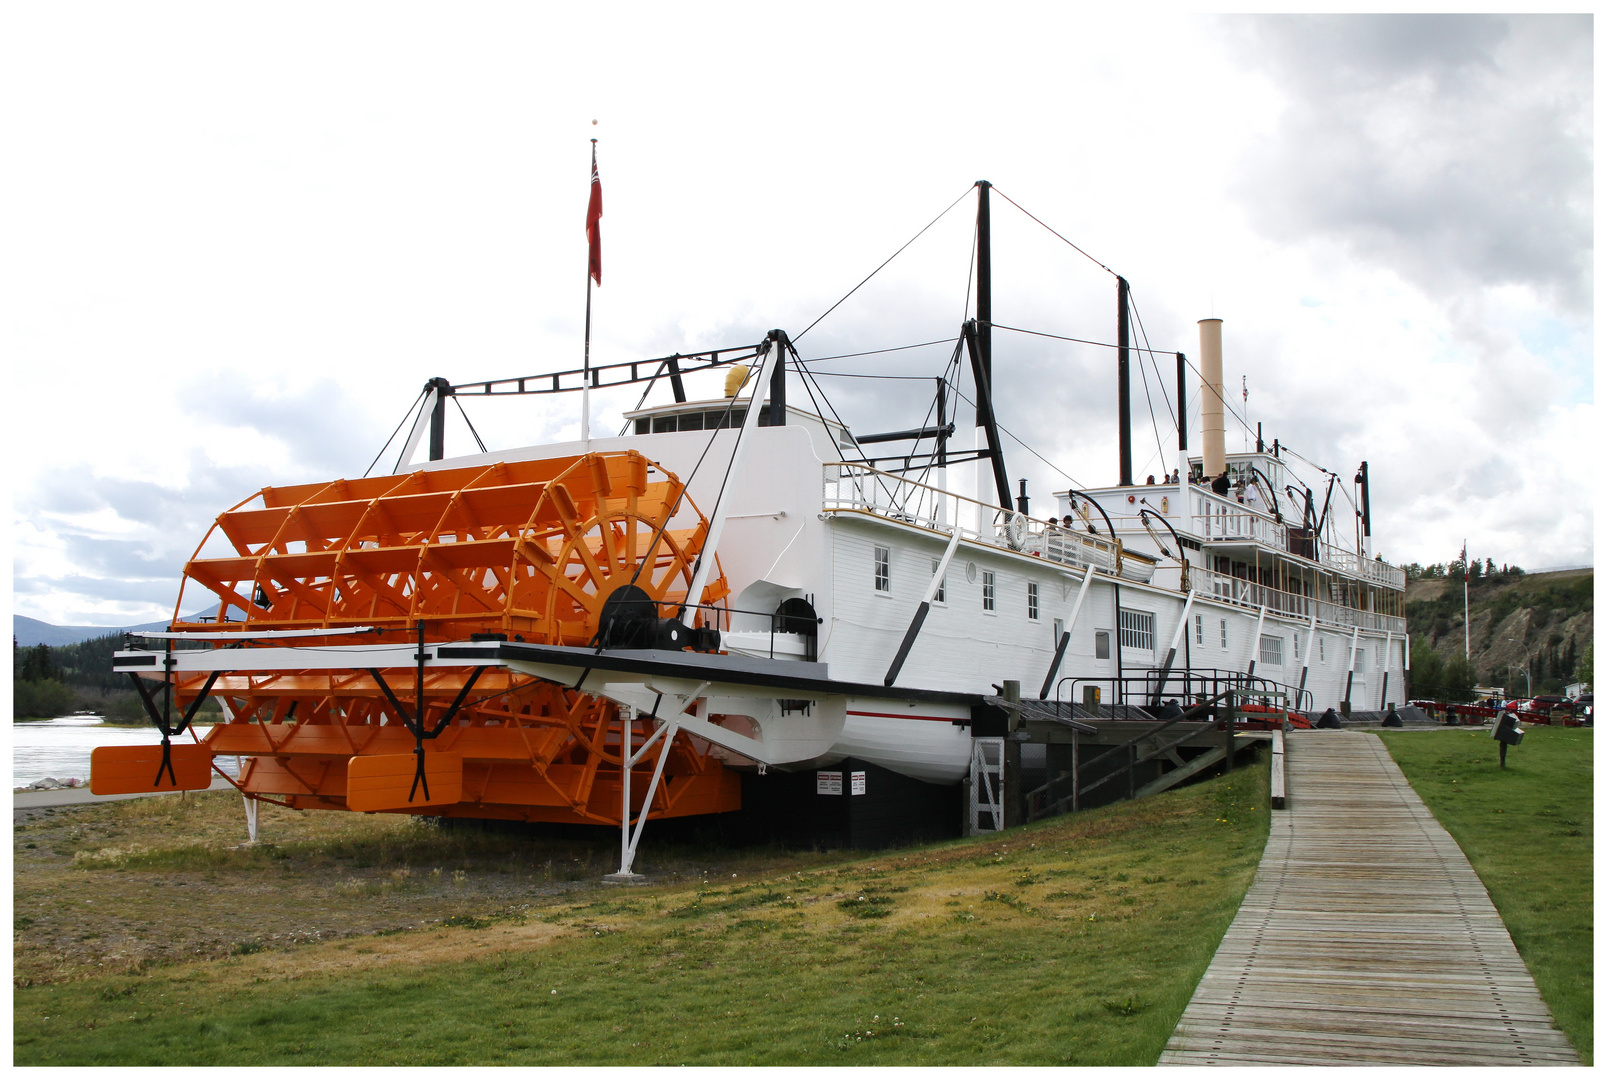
[965, 561, 978, 583]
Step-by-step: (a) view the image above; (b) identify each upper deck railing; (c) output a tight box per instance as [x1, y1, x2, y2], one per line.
[1184, 488, 1405, 590]
[1188, 565, 1405, 634]
[822, 463, 1123, 576]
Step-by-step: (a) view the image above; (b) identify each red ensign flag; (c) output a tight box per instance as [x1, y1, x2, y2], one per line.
[586, 144, 603, 285]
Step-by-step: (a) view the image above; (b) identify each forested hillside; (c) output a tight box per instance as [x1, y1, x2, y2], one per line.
[1405, 567, 1593, 701]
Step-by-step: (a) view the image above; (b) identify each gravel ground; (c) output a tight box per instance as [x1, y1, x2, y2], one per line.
[12, 790, 824, 987]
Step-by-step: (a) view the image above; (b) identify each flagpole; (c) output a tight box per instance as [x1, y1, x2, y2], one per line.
[581, 136, 599, 446]
[582, 256, 592, 445]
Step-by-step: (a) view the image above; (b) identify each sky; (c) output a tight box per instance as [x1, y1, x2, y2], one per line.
[5, 7, 1595, 627]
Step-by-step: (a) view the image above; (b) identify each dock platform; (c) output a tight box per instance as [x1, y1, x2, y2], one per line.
[1160, 730, 1578, 1066]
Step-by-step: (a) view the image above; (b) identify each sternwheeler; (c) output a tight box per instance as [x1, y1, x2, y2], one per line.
[93, 181, 1406, 868]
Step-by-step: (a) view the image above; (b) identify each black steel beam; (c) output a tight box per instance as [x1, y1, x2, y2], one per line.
[964, 320, 1013, 510]
[1117, 276, 1132, 486]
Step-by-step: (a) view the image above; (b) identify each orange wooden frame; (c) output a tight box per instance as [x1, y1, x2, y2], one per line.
[150, 450, 741, 825]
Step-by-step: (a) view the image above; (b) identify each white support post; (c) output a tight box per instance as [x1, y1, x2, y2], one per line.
[606, 682, 708, 882]
[217, 698, 259, 844]
[1246, 605, 1269, 677]
[682, 341, 780, 617]
[397, 387, 438, 470]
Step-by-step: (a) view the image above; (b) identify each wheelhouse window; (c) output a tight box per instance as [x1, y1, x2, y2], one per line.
[1259, 635, 1284, 666]
[1119, 609, 1154, 651]
[982, 570, 996, 612]
[1027, 581, 1039, 621]
[874, 546, 890, 593]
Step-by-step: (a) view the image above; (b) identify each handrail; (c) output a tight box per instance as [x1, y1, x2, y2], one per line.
[822, 461, 1127, 575]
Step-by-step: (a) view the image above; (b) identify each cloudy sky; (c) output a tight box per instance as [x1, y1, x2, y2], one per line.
[6, 8, 1594, 627]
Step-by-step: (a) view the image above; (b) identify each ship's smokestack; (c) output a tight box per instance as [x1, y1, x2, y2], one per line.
[1198, 319, 1226, 478]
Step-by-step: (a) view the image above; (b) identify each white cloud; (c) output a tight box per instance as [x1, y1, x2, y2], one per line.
[4, 8, 1592, 624]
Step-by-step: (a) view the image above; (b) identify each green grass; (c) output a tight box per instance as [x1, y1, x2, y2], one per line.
[14, 758, 1272, 1065]
[1379, 726, 1592, 1063]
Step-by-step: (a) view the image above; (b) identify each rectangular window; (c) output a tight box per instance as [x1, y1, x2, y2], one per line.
[1219, 619, 1228, 649]
[1293, 631, 1301, 660]
[1052, 617, 1064, 644]
[1319, 636, 1325, 663]
[1027, 582, 1039, 620]
[1375, 644, 1385, 670]
[931, 558, 945, 604]
[873, 546, 890, 593]
[1119, 609, 1154, 651]
[1094, 630, 1111, 659]
[982, 570, 995, 611]
[1259, 635, 1284, 666]
[1194, 613, 1203, 646]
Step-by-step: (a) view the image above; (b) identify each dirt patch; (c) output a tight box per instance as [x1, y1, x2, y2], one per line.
[13, 789, 843, 987]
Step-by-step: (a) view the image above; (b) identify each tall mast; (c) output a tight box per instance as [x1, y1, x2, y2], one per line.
[1117, 275, 1132, 486]
[970, 181, 1010, 510]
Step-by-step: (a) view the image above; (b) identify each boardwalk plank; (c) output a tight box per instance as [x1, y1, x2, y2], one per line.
[1161, 730, 1578, 1066]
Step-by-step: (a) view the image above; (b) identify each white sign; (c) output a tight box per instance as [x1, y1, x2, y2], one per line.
[816, 771, 842, 795]
[851, 771, 866, 796]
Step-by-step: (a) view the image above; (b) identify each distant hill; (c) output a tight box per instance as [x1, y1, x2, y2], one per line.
[1406, 568, 1593, 696]
[13, 611, 215, 648]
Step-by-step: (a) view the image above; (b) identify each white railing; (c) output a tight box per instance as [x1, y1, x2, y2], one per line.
[1325, 549, 1407, 590]
[1189, 490, 1286, 548]
[1186, 488, 1405, 589]
[1189, 565, 1405, 633]
[822, 463, 1120, 575]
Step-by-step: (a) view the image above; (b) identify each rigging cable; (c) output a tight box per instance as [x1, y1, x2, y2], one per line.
[364, 386, 429, 478]
[453, 396, 489, 454]
[991, 186, 1118, 278]
[795, 184, 976, 342]
[950, 384, 1087, 492]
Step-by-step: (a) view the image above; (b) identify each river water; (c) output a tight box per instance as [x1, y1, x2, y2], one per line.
[12, 716, 238, 788]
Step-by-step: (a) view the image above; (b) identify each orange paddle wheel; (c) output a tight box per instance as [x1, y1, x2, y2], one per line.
[126, 450, 740, 825]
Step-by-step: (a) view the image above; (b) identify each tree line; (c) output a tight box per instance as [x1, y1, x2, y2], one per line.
[12, 635, 221, 723]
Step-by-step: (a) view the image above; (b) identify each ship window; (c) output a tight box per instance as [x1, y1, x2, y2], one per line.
[982, 570, 995, 611]
[1119, 609, 1154, 651]
[1053, 617, 1064, 643]
[1194, 614, 1203, 646]
[678, 412, 704, 432]
[653, 415, 677, 433]
[1375, 644, 1385, 670]
[873, 546, 890, 593]
[931, 558, 946, 604]
[1094, 630, 1110, 659]
[1319, 636, 1326, 663]
[1219, 619, 1228, 649]
[1293, 631, 1301, 660]
[634, 418, 651, 434]
[1027, 581, 1039, 621]
[1259, 635, 1284, 666]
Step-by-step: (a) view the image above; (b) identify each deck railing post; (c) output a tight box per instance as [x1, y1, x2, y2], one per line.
[1223, 689, 1236, 773]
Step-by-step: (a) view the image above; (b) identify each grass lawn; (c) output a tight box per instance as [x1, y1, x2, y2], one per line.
[14, 756, 1271, 1065]
[1379, 725, 1592, 1063]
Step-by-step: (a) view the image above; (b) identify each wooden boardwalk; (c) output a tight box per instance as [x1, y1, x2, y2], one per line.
[1160, 730, 1579, 1066]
